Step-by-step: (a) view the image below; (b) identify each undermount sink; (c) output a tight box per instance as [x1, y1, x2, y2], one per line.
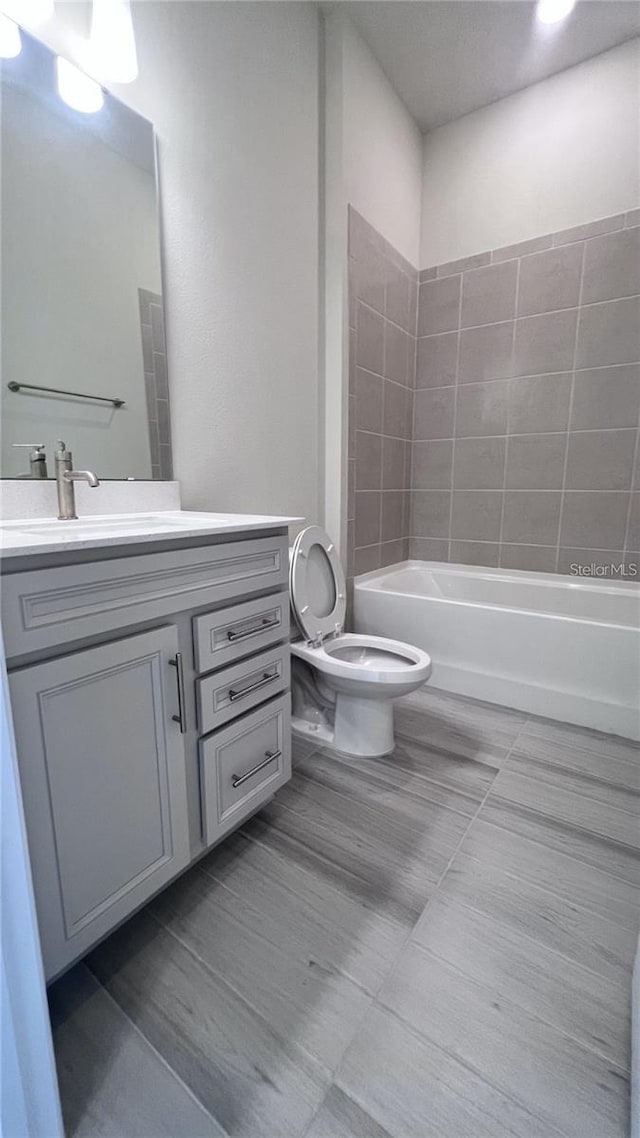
[2, 514, 190, 536]
[0, 510, 302, 556]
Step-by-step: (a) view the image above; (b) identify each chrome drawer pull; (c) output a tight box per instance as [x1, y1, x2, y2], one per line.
[169, 653, 187, 734]
[231, 749, 281, 788]
[226, 616, 279, 643]
[228, 671, 278, 702]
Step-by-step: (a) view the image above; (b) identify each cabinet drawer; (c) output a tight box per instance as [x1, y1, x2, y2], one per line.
[197, 644, 290, 734]
[2, 534, 288, 658]
[200, 694, 291, 844]
[193, 591, 289, 673]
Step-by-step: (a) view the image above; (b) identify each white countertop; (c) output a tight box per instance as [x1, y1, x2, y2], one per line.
[0, 510, 302, 558]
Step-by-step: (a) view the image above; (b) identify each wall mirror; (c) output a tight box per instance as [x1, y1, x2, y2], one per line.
[1, 29, 172, 480]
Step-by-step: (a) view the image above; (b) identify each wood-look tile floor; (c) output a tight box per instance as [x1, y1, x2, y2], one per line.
[49, 686, 640, 1138]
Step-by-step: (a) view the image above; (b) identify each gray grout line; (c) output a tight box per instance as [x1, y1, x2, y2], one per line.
[555, 241, 587, 571]
[410, 426, 640, 439]
[408, 487, 632, 495]
[428, 720, 529, 899]
[413, 363, 638, 389]
[415, 289, 640, 333]
[498, 260, 521, 558]
[419, 213, 635, 280]
[623, 428, 640, 554]
[83, 960, 228, 1134]
[446, 277, 464, 559]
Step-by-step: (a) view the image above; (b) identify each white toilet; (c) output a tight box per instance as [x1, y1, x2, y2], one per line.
[289, 526, 432, 757]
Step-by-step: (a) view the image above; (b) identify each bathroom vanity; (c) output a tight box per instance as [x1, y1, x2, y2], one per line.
[0, 31, 302, 991]
[1, 510, 297, 981]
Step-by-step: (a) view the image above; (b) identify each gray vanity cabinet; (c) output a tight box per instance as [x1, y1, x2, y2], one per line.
[3, 526, 293, 983]
[9, 626, 191, 981]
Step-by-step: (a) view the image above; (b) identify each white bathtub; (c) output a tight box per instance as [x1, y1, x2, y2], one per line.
[354, 561, 640, 740]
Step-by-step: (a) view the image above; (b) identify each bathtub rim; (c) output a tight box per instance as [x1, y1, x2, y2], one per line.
[355, 559, 640, 631]
[354, 559, 640, 740]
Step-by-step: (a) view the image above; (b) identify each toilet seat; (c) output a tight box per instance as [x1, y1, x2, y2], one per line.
[292, 632, 430, 689]
[290, 525, 346, 643]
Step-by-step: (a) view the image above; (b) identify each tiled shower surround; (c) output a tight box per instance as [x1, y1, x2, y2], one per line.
[347, 208, 418, 578]
[413, 211, 640, 575]
[139, 288, 173, 480]
[347, 207, 640, 580]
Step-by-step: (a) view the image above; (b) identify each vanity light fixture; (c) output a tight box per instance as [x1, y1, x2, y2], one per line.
[0, 12, 21, 57]
[56, 57, 104, 114]
[536, 0, 576, 24]
[88, 0, 138, 84]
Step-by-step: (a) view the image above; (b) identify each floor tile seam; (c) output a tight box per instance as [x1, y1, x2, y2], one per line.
[430, 722, 527, 890]
[476, 793, 640, 877]
[290, 763, 484, 827]
[520, 716, 640, 753]
[411, 770, 500, 936]
[393, 724, 526, 761]
[334, 1000, 573, 1138]
[239, 818, 424, 926]
[436, 840, 640, 960]
[402, 686, 528, 718]
[82, 960, 227, 1134]
[498, 717, 539, 772]
[499, 743, 640, 803]
[144, 907, 334, 1082]
[315, 745, 493, 810]
[200, 834, 398, 945]
[187, 864, 378, 1000]
[237, 823, 414, 936]
[300, 1089, 343, 1138]
[383, 938, 632, 1079]
[307, 778, 500, 1013]
[277, 773, 474, 851]
[506, 746, 640, 797]
[454, 811, 640, 915]
[486, 787, 640, 855]
[405, 887, 632, 1002]
[393, 724, 510, 770]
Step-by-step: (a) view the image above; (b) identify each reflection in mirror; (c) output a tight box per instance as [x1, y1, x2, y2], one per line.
[1, 29, 171, 480]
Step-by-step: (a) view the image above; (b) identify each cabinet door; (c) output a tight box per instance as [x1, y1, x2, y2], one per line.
[9, 627, 190, 981]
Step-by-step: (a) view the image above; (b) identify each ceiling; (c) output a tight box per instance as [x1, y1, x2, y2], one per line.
[332, 1, 640, 131]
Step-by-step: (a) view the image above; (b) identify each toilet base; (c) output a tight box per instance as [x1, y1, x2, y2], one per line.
[292, 694, 395, 758]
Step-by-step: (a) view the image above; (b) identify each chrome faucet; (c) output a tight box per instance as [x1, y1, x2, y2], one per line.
[55, 440, 100, 520]
[12, 443, 48, 479]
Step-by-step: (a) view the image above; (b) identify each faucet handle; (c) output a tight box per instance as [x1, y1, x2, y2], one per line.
[56, 439, 68, 456]
[12, 443, 45, 451]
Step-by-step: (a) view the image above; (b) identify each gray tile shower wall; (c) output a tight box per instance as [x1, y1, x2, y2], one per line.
[139, 289, 173, 480]
[347, 208, 418, 583]
[412, 211, 640, 577]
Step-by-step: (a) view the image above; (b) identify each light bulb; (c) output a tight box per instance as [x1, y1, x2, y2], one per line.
[536, 0, 577, 25]
[88, 0, 138, 84]
[56, 57, 104, 114]
[0, 12, 21, 57]
[0, 0, 53, 27]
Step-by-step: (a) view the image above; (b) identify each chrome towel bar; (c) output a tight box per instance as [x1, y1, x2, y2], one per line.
[8, 381, 125, 408]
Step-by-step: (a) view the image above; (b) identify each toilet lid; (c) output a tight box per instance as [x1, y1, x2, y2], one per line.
[290, 525, 346, 643]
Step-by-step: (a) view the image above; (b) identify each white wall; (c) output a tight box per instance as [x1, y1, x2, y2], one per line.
[1, 82, 157, 479]
[421, 38, 640, 267]
[1, 639, 64, 1138]
[320, 12, 423, 555]
[342, 16, 422, 266]
[33, 1, 321, 523]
